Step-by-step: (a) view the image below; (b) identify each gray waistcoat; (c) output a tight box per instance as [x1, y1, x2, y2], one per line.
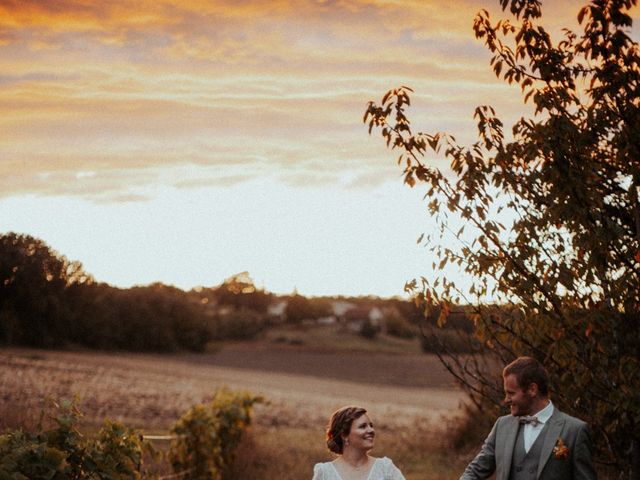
[508, 423, 550, 480]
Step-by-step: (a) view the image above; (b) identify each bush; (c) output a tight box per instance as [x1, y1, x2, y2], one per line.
[385, 313, 416, 339]
[441, 401, 497, 452]
[359, 319, 379, 339]
[210, 308, 269, 340]
[169, 388, 264, 480]
[419, 326, 482, 354]
[0, 398, 148, 480]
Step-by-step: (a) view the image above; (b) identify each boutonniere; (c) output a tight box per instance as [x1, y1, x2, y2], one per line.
[553, 437, 569, 459]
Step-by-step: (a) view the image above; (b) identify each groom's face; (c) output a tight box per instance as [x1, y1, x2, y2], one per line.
[503, 373, 535, 416]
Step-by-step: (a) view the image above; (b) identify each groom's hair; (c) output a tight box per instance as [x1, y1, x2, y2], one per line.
[503, 356, 550, 396]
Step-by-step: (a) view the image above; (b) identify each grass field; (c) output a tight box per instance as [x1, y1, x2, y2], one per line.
[1, 337, 475, 479]
[263, 322, 426, 354]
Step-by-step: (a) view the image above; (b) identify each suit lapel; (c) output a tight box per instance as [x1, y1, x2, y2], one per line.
[497, 417, 520, 480]
[537, 410, 565, 479]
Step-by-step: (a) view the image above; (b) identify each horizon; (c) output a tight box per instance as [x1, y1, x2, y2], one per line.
[1, 0, 636, 298]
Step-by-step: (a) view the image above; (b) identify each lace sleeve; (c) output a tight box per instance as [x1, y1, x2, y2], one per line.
[312, 463, 325, 480]
[381, 457, 406, 480]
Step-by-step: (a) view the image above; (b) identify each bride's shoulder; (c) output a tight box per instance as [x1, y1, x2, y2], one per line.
[313, 461, 333, 472]
[372, 457, 406, 479]
[376, 457, 403, 472]
[313, 461, 337, 479]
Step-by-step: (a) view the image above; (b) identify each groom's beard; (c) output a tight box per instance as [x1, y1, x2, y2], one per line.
[508, 395, 535, 416]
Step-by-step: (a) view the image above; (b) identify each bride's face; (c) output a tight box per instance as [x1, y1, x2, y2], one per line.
[344, 413, 375, 452]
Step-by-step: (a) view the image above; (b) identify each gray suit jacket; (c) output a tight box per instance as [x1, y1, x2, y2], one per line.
[460, 409, 597, 480]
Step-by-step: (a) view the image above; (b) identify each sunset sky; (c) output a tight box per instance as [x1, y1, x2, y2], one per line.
[1, 0, 637, 298]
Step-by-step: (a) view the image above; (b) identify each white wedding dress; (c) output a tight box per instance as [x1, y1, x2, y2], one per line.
[312, 457, 406, 480]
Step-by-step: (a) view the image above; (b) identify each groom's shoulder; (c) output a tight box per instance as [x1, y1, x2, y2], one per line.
[554, 408, 589, 428]
[496, 413, 512, 422]
[494, 413, 518, 427]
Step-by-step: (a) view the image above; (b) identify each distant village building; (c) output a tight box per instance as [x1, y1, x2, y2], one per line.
[267, 299, 288, 322]
[316, 315, 337, 325]
[368, 307, 384, 326]
[331, 300, 355, 317]
[342, 306, 373, 332]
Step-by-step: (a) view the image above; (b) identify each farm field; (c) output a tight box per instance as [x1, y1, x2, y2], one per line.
[1, 342, 471, 478]
[1, 342, 463, 429]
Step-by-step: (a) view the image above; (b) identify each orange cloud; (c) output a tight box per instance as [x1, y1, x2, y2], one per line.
[0, 0, 620, 201]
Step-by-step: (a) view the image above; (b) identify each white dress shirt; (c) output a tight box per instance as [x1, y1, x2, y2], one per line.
[524, 401, 554, 452]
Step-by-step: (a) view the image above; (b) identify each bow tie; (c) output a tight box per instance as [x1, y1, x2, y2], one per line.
[519, 415, 541, 427]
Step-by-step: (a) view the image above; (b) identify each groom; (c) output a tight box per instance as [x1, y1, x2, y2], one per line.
[460, 356, 597, 480]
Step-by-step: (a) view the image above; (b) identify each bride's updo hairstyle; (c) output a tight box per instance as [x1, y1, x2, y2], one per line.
[326, 406, 367, 454]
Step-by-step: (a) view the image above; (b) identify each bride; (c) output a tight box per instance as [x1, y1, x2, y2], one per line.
[312, 406, 406, 480]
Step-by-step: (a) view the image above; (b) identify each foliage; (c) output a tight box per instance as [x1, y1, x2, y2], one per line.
[0, 233, 92, 347]
[210, 272, 274, 314]
[359, 318, 380, 339]
[0, 398, 147, 479]
[169, 388, 264, 480]
[416, 304, 480, 353]
[364, 0, 639, 477]
[210, 308, 270, 340]
[86, 421, 150, 478]
[384, 311, 416, 339]
[419, 325, 483, 355]
[0, 233, 210, 352]
[0, 232, 444, 353]
[72, 283, 212, 352]
[285, 293, 332, 323]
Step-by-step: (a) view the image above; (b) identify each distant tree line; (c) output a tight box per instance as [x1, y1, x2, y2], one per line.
[0, 233, 277, 352]
[0, 232, 478, 353]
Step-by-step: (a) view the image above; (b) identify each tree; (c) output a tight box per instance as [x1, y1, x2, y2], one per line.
[284, 293, 313, 324]
[213, 272, 273, 313]
[284, 293, 333, 324]
[364, 0, 639, 477]
[0, 233, 91, 346]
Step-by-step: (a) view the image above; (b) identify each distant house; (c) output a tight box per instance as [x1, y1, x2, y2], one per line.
[316, 315, 337, 325]
[342, 306, 373, 332]
[368, 307, 384, 326]
[339, 305, 398, 333]
[331, 300, 355, 317]
[267, 299, 288, 322]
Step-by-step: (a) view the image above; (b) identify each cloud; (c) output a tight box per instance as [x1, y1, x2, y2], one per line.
[0, 166, 154, 200]
[0, 0, 478, 54]
[173, 173, 257, 189]
[0, 0, 609, 200]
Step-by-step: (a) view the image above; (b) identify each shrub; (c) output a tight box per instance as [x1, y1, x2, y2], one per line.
[385, 313, 416, 339]
[419, 326, 482, 354]
[0, 398, 148, 480]
[87, 421, 148, 478]
[442, 402, 497, 452]
[359, 318, 379, 339]
[169, 388, 264, 480]
[210, 308, 269, 340]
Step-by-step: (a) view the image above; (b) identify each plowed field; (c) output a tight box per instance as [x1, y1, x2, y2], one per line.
[1, 343, 464, 433]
